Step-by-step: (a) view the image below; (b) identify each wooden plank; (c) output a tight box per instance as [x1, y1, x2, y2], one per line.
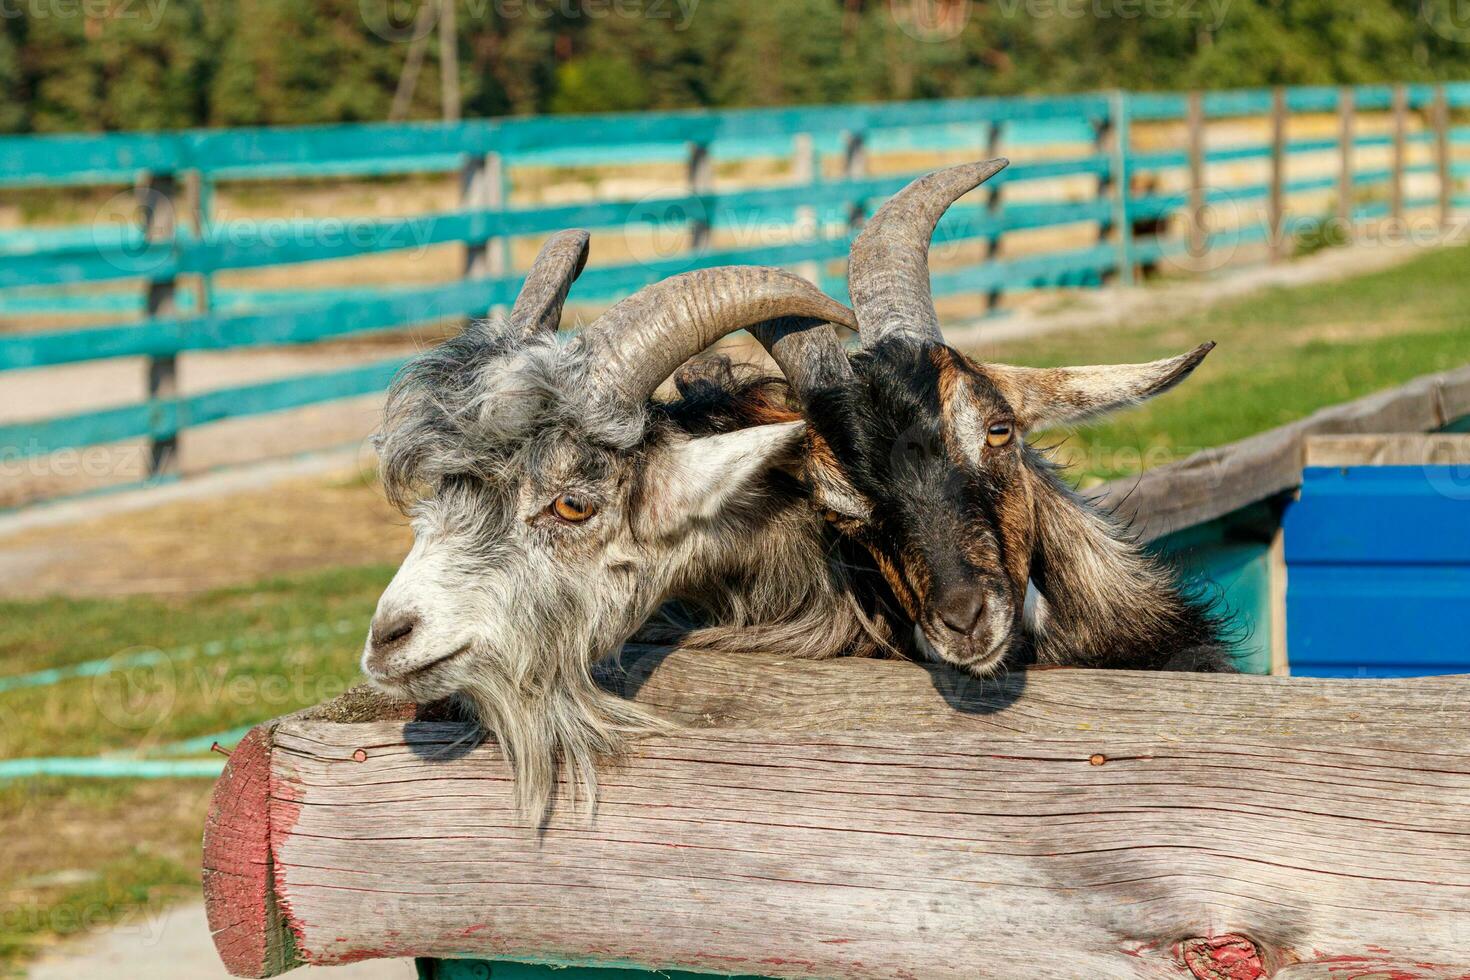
[207, 659, 1470, 978]
[1269, 87, 1288, 262]
[138, 171, 181, 476]
[1337, 86, 1356, 228]
[1391, 83, 1408, 222]
[201, 725, 300, 978]
[0, 357, 408, 459]
[1098, 90, 1133, 285]
[1435, 84, 1454, 228]
[1185, 90, 1206, 260]
[1304, 433, 1470, 466]
[0, 156, 1114, 290]
[687, 141, 712, 254]
[1097, 364, 1470, 540]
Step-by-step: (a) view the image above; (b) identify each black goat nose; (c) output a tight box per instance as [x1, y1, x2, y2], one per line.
[935, 588, 985, 635]
[368, 611, 419, 663]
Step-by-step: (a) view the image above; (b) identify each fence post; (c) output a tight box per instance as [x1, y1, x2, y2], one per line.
[1390, 83, 1408, 226]
[983, 121, 1005, 313]
[137, 170, 181, 477]
[1435, 84, 1452, 230]
[841, 129, 867, 233]
[1387, 84, 1411, 226]
[1269, 86, 1288, 263]
[184, 169, 212, 316]
[1337, 86, 1356, 232]
[793, 132, 820, 285]
[687, 141, 712, 255]
[1186, 90, 1207, 262]
[462, 151, 507, 319]
[1098, 90, 1134, 286]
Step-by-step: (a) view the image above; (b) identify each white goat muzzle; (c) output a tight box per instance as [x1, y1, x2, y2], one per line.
[362, 535, 476, 700]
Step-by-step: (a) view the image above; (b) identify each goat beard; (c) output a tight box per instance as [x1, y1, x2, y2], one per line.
[456, 588, 672, 825]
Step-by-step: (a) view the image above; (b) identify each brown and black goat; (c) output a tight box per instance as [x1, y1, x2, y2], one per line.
[755, 161, 1235, 676]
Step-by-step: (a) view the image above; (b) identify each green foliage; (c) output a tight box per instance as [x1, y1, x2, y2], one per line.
[1, 0, 1469, 132]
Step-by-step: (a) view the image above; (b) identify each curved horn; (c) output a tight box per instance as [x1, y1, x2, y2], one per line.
[574, 267, 856, 405]
[508, 229, 591, 339]
[848, 159, 1009, 347]
[747, 316, 853, 406]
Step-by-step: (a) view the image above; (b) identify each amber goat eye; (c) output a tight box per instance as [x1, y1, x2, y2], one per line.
[986, 422, 1015, 448]
[551, 493, 596, 522]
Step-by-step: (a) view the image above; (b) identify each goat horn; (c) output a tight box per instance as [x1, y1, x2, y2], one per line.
[508, 229, 591, 339]
[748, 316, 854, 406]
[575, 267, 856, 405]
[848, 159, 1009, 348]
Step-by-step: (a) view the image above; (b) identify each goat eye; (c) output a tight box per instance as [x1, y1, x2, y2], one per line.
[985, 422, 1015, 448]
[551, 493, 596, 523]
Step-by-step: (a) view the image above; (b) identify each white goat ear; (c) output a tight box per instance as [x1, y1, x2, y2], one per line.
[988, 342, 1215, 431]
[639, 421, 807, 536]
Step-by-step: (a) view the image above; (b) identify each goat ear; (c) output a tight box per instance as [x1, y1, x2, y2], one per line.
[988, 342, 1215, 431]
[800, 430, 873, 522]
[639, 421, 807, 537]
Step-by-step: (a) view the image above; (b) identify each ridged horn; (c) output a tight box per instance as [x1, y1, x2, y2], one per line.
[508, 229, 591, 339]
[848, 159, 1009, 347]
[747, 316, 853, 406]
[574, 267, 856, 405]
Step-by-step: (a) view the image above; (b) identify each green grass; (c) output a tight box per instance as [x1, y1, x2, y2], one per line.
[0, 564, 394, 760]
[973, 244, 1470, 483]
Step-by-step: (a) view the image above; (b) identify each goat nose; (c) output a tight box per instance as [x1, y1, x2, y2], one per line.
[368, 611, 419, 663]
[935, 587, 985, 635]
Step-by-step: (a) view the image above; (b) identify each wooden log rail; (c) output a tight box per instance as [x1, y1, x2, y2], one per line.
[204, 650, 1470, 979]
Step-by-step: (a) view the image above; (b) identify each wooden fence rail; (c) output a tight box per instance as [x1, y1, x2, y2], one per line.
[2, 83, 1468, 490]
[203, 659, 1470, 979]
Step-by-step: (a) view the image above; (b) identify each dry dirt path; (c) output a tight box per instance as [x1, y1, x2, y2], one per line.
[22, 901, 413, 980]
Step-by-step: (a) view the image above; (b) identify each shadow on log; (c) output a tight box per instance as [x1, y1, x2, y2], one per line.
[204, 650, 1470, 979]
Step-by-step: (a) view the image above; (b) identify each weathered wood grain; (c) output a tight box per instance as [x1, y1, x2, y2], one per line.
[1098, 365, 1470, 540]
[1304, 433, 1470, 467]
[207, 658, 1470, 979]
[201, 725, 300, 978]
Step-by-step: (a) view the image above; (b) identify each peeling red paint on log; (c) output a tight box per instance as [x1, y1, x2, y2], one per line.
[1181, 935, 1267, 980]
[265, 759, 307, 964]
[201, 724, 293, 978]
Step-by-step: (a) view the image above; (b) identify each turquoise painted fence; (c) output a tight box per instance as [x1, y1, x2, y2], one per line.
[2, 83, 1468, 493]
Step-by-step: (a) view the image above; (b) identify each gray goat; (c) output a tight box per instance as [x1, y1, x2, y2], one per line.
[363, 232, 895, 816]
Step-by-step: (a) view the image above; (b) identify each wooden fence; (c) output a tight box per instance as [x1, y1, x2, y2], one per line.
[2, 84, 1469, 486]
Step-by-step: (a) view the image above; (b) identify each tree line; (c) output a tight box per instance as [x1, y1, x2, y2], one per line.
[3, 0, 1469, 133]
